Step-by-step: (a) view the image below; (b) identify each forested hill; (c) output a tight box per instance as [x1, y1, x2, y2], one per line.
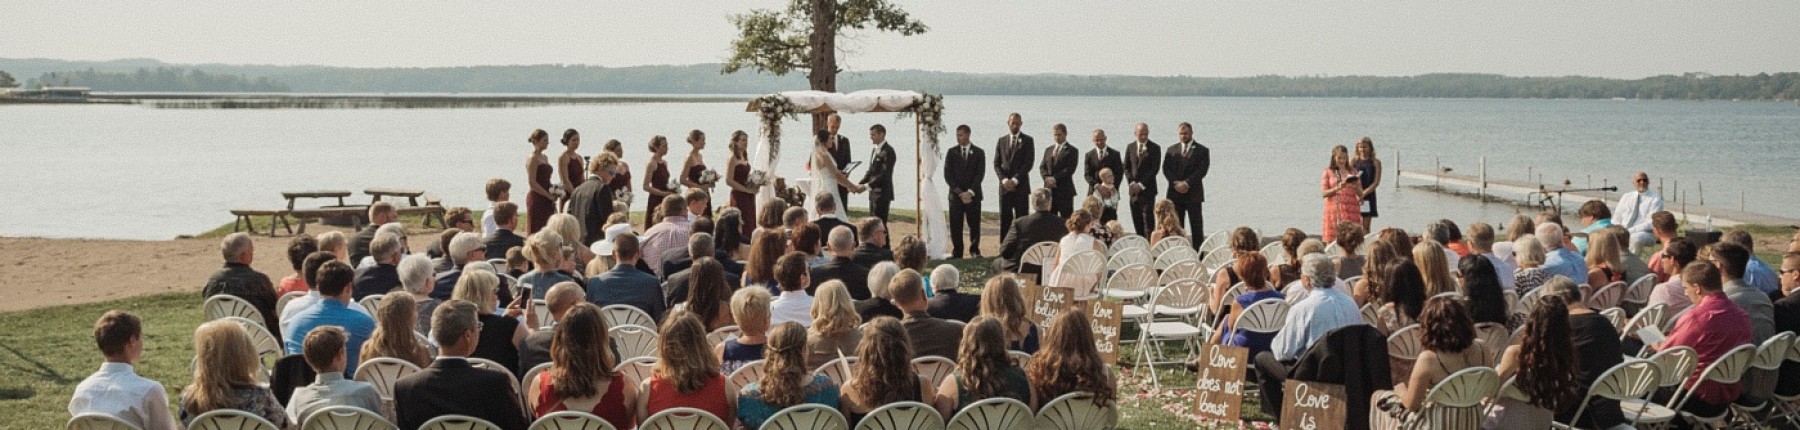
[3, 58, 1796, 100]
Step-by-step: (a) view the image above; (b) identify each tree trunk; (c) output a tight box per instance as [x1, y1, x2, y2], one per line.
[808, 0, 838, 132]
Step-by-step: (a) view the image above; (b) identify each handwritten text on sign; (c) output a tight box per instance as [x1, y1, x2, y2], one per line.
[1030, 286, 1073, 325]
[1192, 344, 1248, 423]
[1280, 380, 1347, 430]
[1090, 299, 1124, 364]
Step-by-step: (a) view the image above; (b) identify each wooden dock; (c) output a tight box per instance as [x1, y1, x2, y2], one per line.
[1397, 169, 1800, 228]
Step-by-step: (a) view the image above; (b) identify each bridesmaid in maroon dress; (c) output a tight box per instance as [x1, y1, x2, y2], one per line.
[603, 139, 632, 205]
[724, 130, 757, 237]
[680, 130, 714, 219]
[525, 129, 556, 234]
[556, 129, 585, 211]
[642, 136, 675, 230]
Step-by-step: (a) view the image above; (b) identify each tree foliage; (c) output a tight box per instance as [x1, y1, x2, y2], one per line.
[0, 70, 15, 88]
[723, 0, 928, 89]
[35, 67, 287, 92]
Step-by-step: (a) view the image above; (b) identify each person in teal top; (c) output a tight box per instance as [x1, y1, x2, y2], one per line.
[737, 322, 839, 429]
[932, 316, 1036, 419]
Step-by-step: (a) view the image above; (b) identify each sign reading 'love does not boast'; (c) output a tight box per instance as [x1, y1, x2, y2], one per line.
[1192, 344, 1249, 423]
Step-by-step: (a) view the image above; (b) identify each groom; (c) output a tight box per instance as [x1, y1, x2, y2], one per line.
[826, 113, 854, 207]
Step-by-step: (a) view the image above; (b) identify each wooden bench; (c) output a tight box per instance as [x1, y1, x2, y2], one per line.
[229, 209, 292, 237]
[281, 190, 353, 211]
[365, 188, 426, 206]
[289, 207, 369, 233]
[396, 204, 446, 228]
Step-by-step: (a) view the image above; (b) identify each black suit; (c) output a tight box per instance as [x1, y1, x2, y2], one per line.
[1123, 140, 1162, 237]
[994, 133, 1034, 238]
[1039, 141, 1080, 218]
[1084, 146, 1124, 223]
[851, 242, 893, 267]
[927, 289, 982, 323]
[996, 210, 1067, 273]
[351, 263, 401, 300]
[831, 134, 853, 207]
[348, 224, 379, 264]
[859, 142, 897, 223]
[564, 175, 613, 246]
[394, 358, 530, 430]
[808, 256, 871, 300]
[483, 229, 526, 261]
[662, 268, 743, 308]
[519, 328, 554, 375]
[658, 248, 692, 283]
[812, 217, 855, 244]
[944, 144, 986, 258]
[1775, 294, 1800, 397]
[1163, 140, 1210, 245]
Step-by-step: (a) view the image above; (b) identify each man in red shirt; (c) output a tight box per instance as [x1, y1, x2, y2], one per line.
[1655, 261, 1754, 418]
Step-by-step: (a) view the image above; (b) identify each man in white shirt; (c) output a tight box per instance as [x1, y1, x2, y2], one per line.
[68, 311, 180, 430]
[1611, 172, 1663, 254]
[480, 179, 510, 237]
[768, 252, 815, 327]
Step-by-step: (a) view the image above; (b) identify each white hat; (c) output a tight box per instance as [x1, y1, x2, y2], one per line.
[590, 223, 636, 256]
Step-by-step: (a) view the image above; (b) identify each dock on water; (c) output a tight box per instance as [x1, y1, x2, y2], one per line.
[1396, 168, 1799, 228]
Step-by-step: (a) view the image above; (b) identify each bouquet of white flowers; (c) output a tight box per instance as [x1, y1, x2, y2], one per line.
[697, 169, 721, 187]
[746, 170, 771, 188]
[613, 188, 635, 206]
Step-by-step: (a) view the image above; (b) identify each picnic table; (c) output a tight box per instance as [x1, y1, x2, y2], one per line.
[281, 190, 353, 210]
[365, 188, 426, 206]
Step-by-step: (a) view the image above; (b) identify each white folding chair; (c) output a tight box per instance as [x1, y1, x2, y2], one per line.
[1485, 377, 1553, 429]
[1619, 346, 1697, 426]
[1034, 391, 1117, 430]
[352, 357, 422, 420]
[1050, 250, 1105, 298]
[1280, 282, 1308, 303]
[1323, 242, 1342, 257]
[1007, 350, 1032, 368]
[520, 362, 554, 409]
[221, 316, 280, 382]
[1474, 322, 1512, 363]
[1360, 304, 1383, 332]
[1233, 298, 1290, 338]
[532, 299, 553, 329]
[1208, 282, 1246, 324]
[1556, 360, 1661, 429]
[528, 411, 617, 430]
[1620, 303, 1669, 345]
[1372, 367, 1499, 430]
[1502, 290, 1520, 318]
[600, 305, 655, 330]
[853, 401, 945, 430]
[418, 415, 502, 430]
[186, 409, 280, 430]
[205, 295, 265, 325]
[1149, 236, 1192, 257]
[814, 357, 859, 388]
[610, 324, 660, 361]
[1729, 332, 1796, 427]
[1108, 235, 1149, 256]
[359, 294, 385, 312]
[1160, 260, 1204, 284]
[1772, 336, 1800, 427]
[615, 356, 657, 394]
[1620, 274, 1658, 307]
[1100, 264, 1155, 304]
[1586, 282, 1626, 310]
[301, 405, 395, 430]
[1195, 230, 1229, 255]
[1197, 250, 1233, 275]
[1387, 324, 1423, 386]
[1600, 308, 1628, 333]
[1137, 279, 1209, 390]
[1259, 242, 1286, 266]
[1661, 345, 1758, 428]
[1152, 248, 1198, 272]
[1105, 248, 1150, 273]
[275, 291, 306, 318]
[707, 325, 741, 346]
[761, 404, 849, 430]
[640, 407, 730, 430]
[727, 360, 766, 396]
[910, 356, 957, 390]
[1020, 242, 1060, 272]
[945, 397, 1033, 430]
[66, 413, 144, 430]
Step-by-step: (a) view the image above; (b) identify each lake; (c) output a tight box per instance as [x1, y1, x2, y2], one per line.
[2, 96, 1796, 240]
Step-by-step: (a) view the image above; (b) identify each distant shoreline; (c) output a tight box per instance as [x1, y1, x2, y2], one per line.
[0, 92, 749, 109]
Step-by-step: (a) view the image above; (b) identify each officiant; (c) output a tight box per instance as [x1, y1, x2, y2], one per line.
[826, 113, 854, 206]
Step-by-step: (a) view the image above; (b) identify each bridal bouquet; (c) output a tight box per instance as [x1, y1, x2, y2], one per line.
[697, 169, 721, 187]
[613, 188, 635, 206]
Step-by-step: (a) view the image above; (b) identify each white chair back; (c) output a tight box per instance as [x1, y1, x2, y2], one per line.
[1670, 345, 1758, 417]
[1564, 360, 1661, 428]
[1234, 299, 1290, 334]
[1474, 322, 1511, 363]
[1105, 248, 1150, 272]
[640, 407, 730, 430]
[727, 360, 766, 396]
[1195, 230, 1229, 254]
[1413, 367, 1501, 429]
[205, 295, 265, 324]
[352, 357, 422, 417]
[600, 305, 655, 330]
[520, 362, 554, 409]
[1101, 264, 1155, 302]
[528, 411, 617, 430]
[1108, 235, 1149, 256]
[1152, 248, 1198, 272]
[66, 413, 144, 430]
[761, 404, 849, 430]
[300, 405, 396, 430]
[1586, 282, 1626, 310]
[910, 356, 958, 391]
[1034, 391, 1117, 430]
[531, 299, 553, 329]
[610, 324, 660, 361]
[1160, 260, 1204, 284]
[418, 415, 502, 430]
[359, 294, 385, 312]
[1600, 308, 1627, 332]
[467, 357, 513, 377]
[1007, 350, 1032, 367]
[1052, 250, 1106, 297]
[1198, 250, 1233, 274]
[814, 357, 859, 388]
[221, 316, 280, 381]
[1359, 304, 1382, 330]
[275, 291, 306, 317]
[706, 325, 741, 346]
[1149, 236, 1192, 257]
[945, 397, 1034, 430]
[1621, 274, 1658, 305]
[186, 409, 281, 430]
[615, 357, 658, 393]
[1752, 332, 1797, 370]
[1280, 282, 1308, 303]
[1645, 346, 1698, 389]
[1259, 242, 1286, 266]
[1020, 242, 1060, 270]
[1149, 279, 1208, 319]
[1620, 303, 1669, 343]
[1387, 324, 1423, 384]
[853, 401, 945, 430]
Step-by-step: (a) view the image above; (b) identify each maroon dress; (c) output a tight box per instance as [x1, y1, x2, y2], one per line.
[527, 161, 554, 234]
[644, 160, 671, 230]
[685, 162, 711, 219]
[560, 155, 584, 210]
[729, 160, 755, 236]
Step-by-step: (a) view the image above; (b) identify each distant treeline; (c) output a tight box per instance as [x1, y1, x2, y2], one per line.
[3, 58, 1797, 100]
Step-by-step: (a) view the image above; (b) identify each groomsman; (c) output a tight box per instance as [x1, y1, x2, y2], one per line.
[859, 124, 896, 224]
[945, 125, 986, 259]
[1039, 123, 1080, 218]
[1084, 129, 1123, 223]
[1163, 122, 1210, 245]
[826, 113, 853, 206]
[994, 113, 1034, 238]
[1124, 123, 1161, 237]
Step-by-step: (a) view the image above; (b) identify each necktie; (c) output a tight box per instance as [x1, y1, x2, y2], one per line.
[1624, 194, 1642, 226]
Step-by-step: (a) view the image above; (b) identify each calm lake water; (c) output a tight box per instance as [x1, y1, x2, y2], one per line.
[3, 96, 1797, 240]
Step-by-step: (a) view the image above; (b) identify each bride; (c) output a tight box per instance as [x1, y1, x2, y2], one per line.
[811, 130, 865, 220]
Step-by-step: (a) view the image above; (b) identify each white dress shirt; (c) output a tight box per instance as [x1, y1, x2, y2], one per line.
[68, 362, 180, 430]
[770, 290, 815, 328]
[481, 203, 499, 237]
[1611, 190, 1663, 235]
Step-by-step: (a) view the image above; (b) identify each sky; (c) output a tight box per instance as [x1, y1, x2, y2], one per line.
[3, 1, 1798, 78]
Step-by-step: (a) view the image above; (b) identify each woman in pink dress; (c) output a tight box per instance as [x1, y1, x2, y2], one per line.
[1320, 144, 1362, 242]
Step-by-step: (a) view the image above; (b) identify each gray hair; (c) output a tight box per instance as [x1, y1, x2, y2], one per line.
[814, 191, 837, 213]
[1539, 275, 1582, 304]
[867, 261, 901, 299]
[1031, 188, 1052, 211]
[371, 232, 403, 261]
[221, 232, 253, 263]
[1534, 223, 1565, 250]
[463, 261, 497, 274]
[688, 233, 714, 259]
[931, 264, 960, 293]
[397, 254, 435, 294]
[829, 226, 856, 253]
[1426, 221, 1452, 245]
[1514, 234, 1546, 267]
[1301, 253, 1336, 289]
[377, 222, 407, 242]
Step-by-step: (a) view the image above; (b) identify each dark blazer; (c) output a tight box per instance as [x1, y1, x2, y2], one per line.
[1123, 140, 1162, 205]
[856, 298, 904, 322]
[994, 133, 1035, 194]
[1162, 140, 1211, 204]
[996, 210, 1069, 272]
[658, 248, 692, 282]
[945, 144, 987, 202]
[1039, 140, 1080, 198]
[519, 327, 555, 374]
[851, 242, 893, 268]
[484, 229, 526, 261]
[432, 268, 514, 305]
[269, 354, 316, 406]
[1286, 324, 1391, 430]
[812, 217, 855, 243]
[394, 358, 531, 430]
[831, 134, 853, 172]
[809, 256, 871, 300]
[351, 263, 401, 300]
[1775, 294, 1800, 396]
[203, 263, 281, 339]
[1084, 146, 1124, 195]
[565, 176, 613, 246]
[661, 268, 742, 308]
[348, 224, 379, 264]
[927, 290, 982, 323]
[903, 310, 965, 360]
[859, 142, 897, 203]
[586, 264, 667, 323]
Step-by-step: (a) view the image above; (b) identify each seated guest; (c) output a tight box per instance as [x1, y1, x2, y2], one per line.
[1487, 294, 1594, 428]
[1493, 215, 1533, 265]
[713, 209, 749, 265]
[360, 293, 432, 368]
[854, 262, 904, 322]
[586, 233, 667, 323]
[1608, 225, 1652, 285]
[678, 258, 736, 330]
[357, 223, 407, 269]
[640, 312, 734, 423]
[810, 226, 872, 299]
[769, 252, 815, 328]
[1458, 256, 1510, 327]
[1613, 172, 1663, 253]
[792, 223, 828, 267]
[663, 235, 742, 306]
[933, 316, 1035, 420]
[927, 264, 980, 323]
[979, 276, 1040, 354]
[896, 270, 964, 359]
[1371, 296, 1493, 426]
[352, 233, 404, 300]
[1025, 312, 1116, 407]
[285, 261, 376, 375]
[1585, 228, 1626, 287]
[279, 236, 319, 296]
[1536, 277, 1625, 428]
[995, 189, 1066, 273]
[68, 311, 180, 430]
[453, 267, 536, 376]
[718, 288, 771, 374]
[1512, 235, 1552, 294]
[316, 231, 349, 266]
[782, 206, 810, 234]
[507, 246, 531, 278]
[180, 320, 291, 428]
[893, 235, 931, 275]
[1653, 262, 1753, 420]
[1572, 200, 1613, 255]
[1251, 253, 1363, 410]
[431, 229, 461, 273]
[1047, 209, 1103, 291]
[532, 303, 636, 427]
[1412, 240, 1457, 297]
[1647, 239, 1698, 315]
[1647, 211, 1681, 282]
[806, 282, 864, 369]
[851, 217, 893, 268]
[519, 282, 586, 372]
[659, 218, 715, 280]
[1333, 222, 1367, 280]
[1466, 222, 1515, 290]
[520, 231, 579, 300]
[286, 326, 382, 424]
[1775, 253, 1800, 399]
[483, 202, 526, 261]
[1723, 230, 1782, 297]
[641, 195, 693, 279]
[1148, 199, 1187, 248]
[1378, 259, 1429, 333]
[395, 300, 530, 430]
[349, 202, 397, 264]
[743, 230, 787, 294]
[738, 322, 839, 429]
[282, 251, 371, 335]
[1081, 196, 1116, 244]
[752, 200, 788, 237]
[204, 232, 282, 339]
[395, 254, 441, 337]
[1352, 240, 1400, 306]
[431, 232, 491, 300]
[1270, 229, 1307, 288]
[839, 317, 936, 424]
[810, 193, 855, 244]
[1213, 254, 1284, 357]
[1536, 223, 1589, 283]
[1716, 242, 1775, 342]
[1212, 227, 1264, 306]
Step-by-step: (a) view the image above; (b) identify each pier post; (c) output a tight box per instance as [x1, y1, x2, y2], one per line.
[1699, 181, 1704, 206]
[1394, 149, 1400, 190]
[1479, 157, 1487, 199]
[1434, 157, 1441, 188]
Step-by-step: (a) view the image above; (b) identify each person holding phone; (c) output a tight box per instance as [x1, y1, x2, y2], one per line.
[1320, 144, 1363, 242]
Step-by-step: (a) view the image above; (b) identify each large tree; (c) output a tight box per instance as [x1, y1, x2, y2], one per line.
[724, 0, 927, 130]
[0, 71, 15, 88]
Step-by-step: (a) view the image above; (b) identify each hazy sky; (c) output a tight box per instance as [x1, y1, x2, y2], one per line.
[5, 1, 1797, 78]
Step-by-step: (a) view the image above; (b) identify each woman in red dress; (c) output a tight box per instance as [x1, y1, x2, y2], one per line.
[525, 129, 556, 234]
[556, 129, 585, 212]
[1320, 144, 1363, 242]
[725, 130, 757, 237]
[642, 136, 676, 230]
[680, 130, 713, 219]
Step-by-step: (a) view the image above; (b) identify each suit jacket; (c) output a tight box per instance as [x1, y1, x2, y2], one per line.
[859, 142, 897, 203]
[1039, 141, 1080, 198]
[996, 211, 1069, 271]
[945, 144, 986, 202]
[483, 229, 526, 261]
[1162, 140, 1211, 203]
[812, 217, 855, 243]
[1084, 146, 1123, 192]
[1287, 324, 1390, 430]
[351, 263, 401, 300]
[394, 358, 530, 430]
[348, 224, 379, 264]
[1776, 293, 1800, 396]
[203, 263, 281, 339]
[586, 264, 667, 323]
[658, 248, 692, 282]
[903, 310, 965, 360]
[519, 327, 554, 374]
[994, 133, 1035, 195]
[809, 256, 871, 300]
[564, 176, 613, 246]
[661, 268, 742, 308]
[851, 242, 893, 268]
[927, 290, 982, 323]
[856, 298, 904, 322]
[1124, 140, 1162, 205]
[831, 134, 853, 172]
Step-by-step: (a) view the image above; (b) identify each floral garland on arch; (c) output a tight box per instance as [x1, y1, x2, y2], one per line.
[898, 92, 945, 155]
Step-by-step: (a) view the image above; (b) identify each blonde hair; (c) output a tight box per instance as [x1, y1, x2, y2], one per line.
[1585, 228, 1623, 271]
[452, 269, 501, 313]
[544, 214, 582, 253]
[317, 231, 348, 259]
[730, 287, 772, 335]
[362, 295, 430, 367]
[809, 281, 861, 336]
[979, 277, 1032, 343]
[522, 230, 566, 271]
[181, 320, 262, 413]
[654, 312, 719, 393]
[1412, 240, 1456, 297]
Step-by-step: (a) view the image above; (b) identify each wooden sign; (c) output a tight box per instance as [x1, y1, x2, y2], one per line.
[1089, 299, 1124, 364]
[1029, 285, 1073, 326]
[1192, 344, 1249, 423]
[1280, 380, 1348, 430]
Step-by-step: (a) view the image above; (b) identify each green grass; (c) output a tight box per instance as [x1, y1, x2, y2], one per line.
[0, 292, 200, 430]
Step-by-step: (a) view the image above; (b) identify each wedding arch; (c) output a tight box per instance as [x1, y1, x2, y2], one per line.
[744, 90, 950, 258]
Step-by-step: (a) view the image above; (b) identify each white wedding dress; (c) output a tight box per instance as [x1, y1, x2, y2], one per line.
[811, 146, 847, 221]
